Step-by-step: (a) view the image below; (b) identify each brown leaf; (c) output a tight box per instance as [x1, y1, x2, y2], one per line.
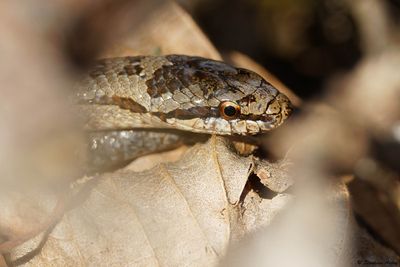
[102, 1, 221, 60]
[9, 137, 291, 266]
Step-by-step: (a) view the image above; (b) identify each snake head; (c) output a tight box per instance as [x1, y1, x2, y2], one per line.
[76, 55, 293, 136]
[160, 56, 293, 135]
[220, 68, 293, 134]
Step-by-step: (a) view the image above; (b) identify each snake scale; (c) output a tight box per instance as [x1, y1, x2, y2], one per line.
[74, 55, 293, 172]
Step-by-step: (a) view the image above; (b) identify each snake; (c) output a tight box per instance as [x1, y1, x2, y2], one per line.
[74, 55, 293, 172]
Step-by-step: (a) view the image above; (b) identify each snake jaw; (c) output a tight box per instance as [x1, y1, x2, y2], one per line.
[238, 92, 293, 135]
[159, 92, 293, 136]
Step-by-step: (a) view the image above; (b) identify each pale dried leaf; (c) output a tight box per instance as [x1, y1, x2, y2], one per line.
[10, 137, 291, 266]
[221, 185, 353, 267]
[254, 159, 294, 193]
[103, 1, 221, 60]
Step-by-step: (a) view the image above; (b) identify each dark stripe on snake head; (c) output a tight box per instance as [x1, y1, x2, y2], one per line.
[90, 95, 218, 121]
[109, 96, 148, 113]
[152, 107, 219, 121]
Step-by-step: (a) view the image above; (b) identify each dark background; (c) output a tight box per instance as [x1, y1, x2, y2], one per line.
[180, 0, 400, 98]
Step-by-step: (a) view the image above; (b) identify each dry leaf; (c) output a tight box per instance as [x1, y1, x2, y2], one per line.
[9, 137, 291, 266]
[103, 1, 221, 60]
[222, 184, 400, 267]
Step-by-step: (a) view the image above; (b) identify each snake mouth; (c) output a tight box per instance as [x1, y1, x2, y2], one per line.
[164, 93, 293, 136]
[239, 92, 292, 134]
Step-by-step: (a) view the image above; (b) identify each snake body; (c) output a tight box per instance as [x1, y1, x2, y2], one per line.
[74, 55, 292, 171]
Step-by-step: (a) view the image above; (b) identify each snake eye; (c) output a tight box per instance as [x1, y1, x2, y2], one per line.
[219, 101, 241, 120]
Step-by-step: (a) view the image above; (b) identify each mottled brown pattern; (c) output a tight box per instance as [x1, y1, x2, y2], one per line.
[145, 63, 189, 98]
[121, 64, 143, 76]
[145, 67, 171, 97]
[145, 55, 231, 99]
[75, 55, 293, 136]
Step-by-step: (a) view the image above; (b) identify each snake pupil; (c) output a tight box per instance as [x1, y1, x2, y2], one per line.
[224, 105, 237, 117]
[219, 101, 241, 120]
